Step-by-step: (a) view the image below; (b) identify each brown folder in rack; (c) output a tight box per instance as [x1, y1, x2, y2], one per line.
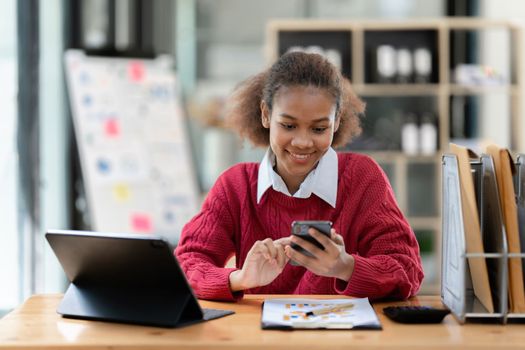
[450, 143, 494, 313]
[486, 145, 525, 313]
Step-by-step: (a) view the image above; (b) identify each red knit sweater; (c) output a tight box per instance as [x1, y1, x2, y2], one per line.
[176, 152, 423, 301]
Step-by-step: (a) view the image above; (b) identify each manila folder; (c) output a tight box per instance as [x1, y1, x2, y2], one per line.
[486, 144, 525, 313]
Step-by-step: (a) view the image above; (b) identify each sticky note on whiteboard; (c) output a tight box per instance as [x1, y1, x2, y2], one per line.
[128, 61, 145, 82]
[112, 183, 131, 202]
[131, 213, 152, 233]
[104, 118, 120, 137]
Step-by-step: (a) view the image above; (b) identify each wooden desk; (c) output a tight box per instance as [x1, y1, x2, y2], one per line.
[0, 294, 523, 349]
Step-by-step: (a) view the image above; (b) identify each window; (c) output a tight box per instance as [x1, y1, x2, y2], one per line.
[0, 0, 19, 314]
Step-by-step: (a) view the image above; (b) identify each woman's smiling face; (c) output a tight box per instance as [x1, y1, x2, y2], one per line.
[261, 85, 339, 194]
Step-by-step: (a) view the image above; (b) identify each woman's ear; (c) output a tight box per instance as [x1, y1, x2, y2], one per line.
[260, 101, 270, 128]
[334, 116, 341, 133]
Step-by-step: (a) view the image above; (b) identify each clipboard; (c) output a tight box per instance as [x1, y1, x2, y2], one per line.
[260, 298, 382, 330]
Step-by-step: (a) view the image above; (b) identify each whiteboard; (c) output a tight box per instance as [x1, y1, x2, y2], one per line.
[64, 50, 200, 242]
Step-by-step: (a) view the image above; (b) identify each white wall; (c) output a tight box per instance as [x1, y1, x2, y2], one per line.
[480, 0, 525, 152]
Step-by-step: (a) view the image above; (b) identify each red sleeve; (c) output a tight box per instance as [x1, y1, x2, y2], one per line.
[334, 203, 424, 300]
[175, 176, 243, 301]
[336, 156, 424, 300]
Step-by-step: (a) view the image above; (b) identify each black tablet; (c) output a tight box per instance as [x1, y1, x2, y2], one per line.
[46, 229, 234, 327]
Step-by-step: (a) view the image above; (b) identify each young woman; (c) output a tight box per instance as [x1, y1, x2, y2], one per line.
[176, 52, 423, 301]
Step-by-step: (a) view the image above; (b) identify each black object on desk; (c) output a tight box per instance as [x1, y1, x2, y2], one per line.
[46, 229, 234, 328]
[383, 306, 450, 324]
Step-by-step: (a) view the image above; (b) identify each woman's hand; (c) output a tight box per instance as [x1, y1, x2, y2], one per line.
[229, 237, 291, 292]
[284, 228, 354, 281]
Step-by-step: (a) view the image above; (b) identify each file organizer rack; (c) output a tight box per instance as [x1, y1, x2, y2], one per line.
[441, 154, 525, 323]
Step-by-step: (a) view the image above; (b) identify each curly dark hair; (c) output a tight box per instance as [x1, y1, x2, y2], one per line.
[224, 51, 365, 149]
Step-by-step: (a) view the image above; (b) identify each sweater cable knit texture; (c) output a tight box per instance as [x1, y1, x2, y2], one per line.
[176, 152, 424, 301]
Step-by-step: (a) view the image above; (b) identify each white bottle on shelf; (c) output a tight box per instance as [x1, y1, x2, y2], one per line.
[376, 45, 396, 83]
[401, 114, 419, 155]
[419, 113, 437, 155]
[413, 47, 432, 83]
[396, 47, 413, 83]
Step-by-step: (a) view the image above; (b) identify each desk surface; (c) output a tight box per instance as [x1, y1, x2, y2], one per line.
[0, 294, 523, 349]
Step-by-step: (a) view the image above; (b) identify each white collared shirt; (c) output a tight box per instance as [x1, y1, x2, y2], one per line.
[257, 147, 338, 208]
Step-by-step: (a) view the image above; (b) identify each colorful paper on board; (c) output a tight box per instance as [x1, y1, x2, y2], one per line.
[131, 213, 152, 233]
[128, 62, 145, 82]
[104, 118, 120, 137]
[112, 183, 131, 202]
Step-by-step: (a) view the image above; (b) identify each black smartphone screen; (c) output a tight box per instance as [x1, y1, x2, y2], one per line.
[290, 221, 332, 259]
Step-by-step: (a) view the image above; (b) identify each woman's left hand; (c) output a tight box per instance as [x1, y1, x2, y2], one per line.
[284, 228, 354, 281]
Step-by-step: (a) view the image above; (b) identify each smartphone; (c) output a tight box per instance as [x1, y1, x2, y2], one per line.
[290, 220, 332, 265]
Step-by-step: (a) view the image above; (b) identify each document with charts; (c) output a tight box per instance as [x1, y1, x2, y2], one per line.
[261, 298, 381, 330]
